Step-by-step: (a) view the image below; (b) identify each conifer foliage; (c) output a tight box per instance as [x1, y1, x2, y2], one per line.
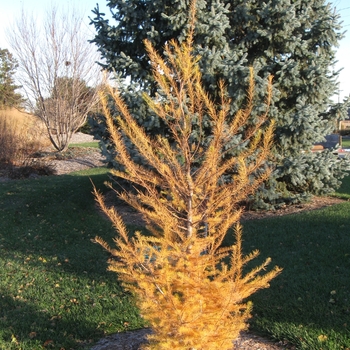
[90, 0, 350, 207]
[94, 5, 281, 348]
[0, 48, 23, 108]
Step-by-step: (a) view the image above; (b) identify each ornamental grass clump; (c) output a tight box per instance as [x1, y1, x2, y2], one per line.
[93, 3, 282, 349]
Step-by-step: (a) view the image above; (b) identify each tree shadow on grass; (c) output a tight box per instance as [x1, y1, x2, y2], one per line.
[0, 170, 144, 348]
[0, 289, 105, 349]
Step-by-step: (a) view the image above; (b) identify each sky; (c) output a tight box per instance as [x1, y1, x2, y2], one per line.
[332, 0, 350, 102]
[0, 0, 110, 44]
[0, 0, 350, 102]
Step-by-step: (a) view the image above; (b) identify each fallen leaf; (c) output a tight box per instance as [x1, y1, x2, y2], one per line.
[11, 334, 18, 344]
[43, 339, 54, 347]
[318, 334, 328, 342]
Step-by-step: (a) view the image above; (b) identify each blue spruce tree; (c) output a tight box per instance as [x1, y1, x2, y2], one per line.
[90, 0, 350, 208]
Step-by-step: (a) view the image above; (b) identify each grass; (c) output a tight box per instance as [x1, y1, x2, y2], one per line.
[341, 138, 350, 148]
[0, 168, 144, 350]
[227, 177, 350, 349]
[69, 141, 99, 148]
[0, 108, 49, 164]
[0, 108, 42, 126]
[1, 166, 350, 349]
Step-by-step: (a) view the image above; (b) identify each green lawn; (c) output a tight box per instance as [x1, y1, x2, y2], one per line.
[236, 194, 350, 349]
[342, 138, 350, 149]
[0, 168, 350, 349]
[69, 141, 99, 148]
[0, 168, 144, 350]
[232, 176, 350, 349]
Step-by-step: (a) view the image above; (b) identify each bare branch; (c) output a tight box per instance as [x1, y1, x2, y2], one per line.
[6, 5, 104, 152]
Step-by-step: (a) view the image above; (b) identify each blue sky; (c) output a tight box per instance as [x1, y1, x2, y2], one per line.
[0, 0, 349, 101]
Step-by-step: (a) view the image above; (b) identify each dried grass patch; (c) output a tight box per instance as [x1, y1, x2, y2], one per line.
[0, 108, 50, 165]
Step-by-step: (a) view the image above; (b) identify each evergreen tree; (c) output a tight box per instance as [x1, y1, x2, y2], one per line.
[0, 48, 23, 109]
[94, 9, 281, 345]
[90, 0, 350, 208]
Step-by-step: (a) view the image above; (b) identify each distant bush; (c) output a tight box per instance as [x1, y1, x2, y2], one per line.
[0, 108, 50, 166]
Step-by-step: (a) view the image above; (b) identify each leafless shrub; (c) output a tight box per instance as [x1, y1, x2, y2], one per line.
[7, 5, 104, 152]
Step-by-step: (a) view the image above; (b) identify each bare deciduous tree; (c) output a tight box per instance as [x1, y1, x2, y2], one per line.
[7, 5, 103, 152]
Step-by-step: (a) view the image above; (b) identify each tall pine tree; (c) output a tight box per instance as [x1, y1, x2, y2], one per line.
[90, 0, 350, 208]
[0, 48, 23, 109]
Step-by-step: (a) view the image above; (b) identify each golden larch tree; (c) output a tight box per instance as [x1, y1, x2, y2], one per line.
[94, 2, 282, 349]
